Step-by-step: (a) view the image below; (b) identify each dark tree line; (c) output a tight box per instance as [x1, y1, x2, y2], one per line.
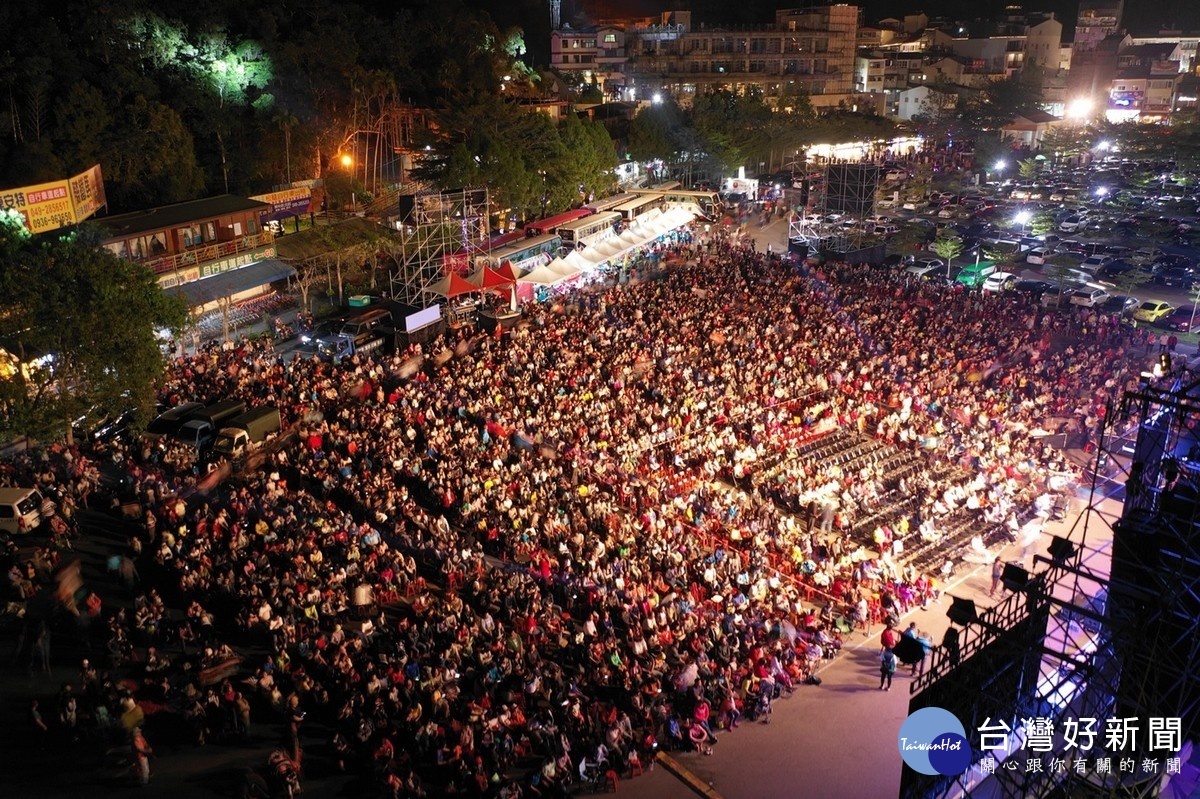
[0, 0, 568, 212]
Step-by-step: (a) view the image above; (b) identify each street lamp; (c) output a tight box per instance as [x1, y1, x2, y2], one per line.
[1014, 209, 1031, 236]
[340, 153, 353, 169]
[1066, 97, 1093, 122]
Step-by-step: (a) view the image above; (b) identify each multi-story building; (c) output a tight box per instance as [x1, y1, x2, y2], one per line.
[1067, 32, 1132, 115]
[621, 7, 866, 110]
[1107, 42, 1183, 121]
[1074, 0, 1124, 53]
[855, 49, 928, 115]
[549, 24, 628, 99]
[1129, 32, 1199, 74]
[96, 195, 291, 309]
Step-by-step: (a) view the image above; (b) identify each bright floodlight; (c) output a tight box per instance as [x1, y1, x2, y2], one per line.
[652, 92, 663, 104]
[1097, 141, 1112, 151]
[1096, 187, 1109, 197]
[993, 160, 1006, 171]
[1014, 210, 1031, 225]
[1067, 97, 1094, 119]
[340, 153, 353, 168]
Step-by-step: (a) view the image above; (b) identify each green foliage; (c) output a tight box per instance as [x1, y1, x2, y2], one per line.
[931, 232, 964, 272]
[0, 222, 188, 443]
[1109, 268, 1153, 297]
[1029, 211, 1056, 236]
[1018, 158, 1041, 179]
[627, 100, 687, 167]
[1043, 254, 1080, 291]
[0, 0, 537, 209]
[413, 96, 613, 220]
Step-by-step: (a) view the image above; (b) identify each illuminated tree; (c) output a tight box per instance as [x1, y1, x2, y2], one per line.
[0, 221, 187, 443]
[931, 232, 964, 279]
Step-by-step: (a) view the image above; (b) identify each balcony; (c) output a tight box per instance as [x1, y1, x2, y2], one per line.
[144, 231, 276, 276]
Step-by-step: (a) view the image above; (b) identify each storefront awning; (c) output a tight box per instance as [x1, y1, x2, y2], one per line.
[167, 259, 297, 307]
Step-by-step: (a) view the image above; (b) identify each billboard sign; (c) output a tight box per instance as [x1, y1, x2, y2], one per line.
[69, 165, 107, 222]
[0, 180, 74, 234]
[250, 187, 312, 221]
[0, 164, 108, 234]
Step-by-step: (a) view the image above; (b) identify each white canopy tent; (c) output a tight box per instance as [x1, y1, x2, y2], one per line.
[517, 264, 568, 285]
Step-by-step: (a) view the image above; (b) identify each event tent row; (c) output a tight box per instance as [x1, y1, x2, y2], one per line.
[424, 206, 698, 297]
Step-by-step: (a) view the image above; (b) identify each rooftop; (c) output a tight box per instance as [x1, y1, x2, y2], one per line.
[96, 195, 269, 239]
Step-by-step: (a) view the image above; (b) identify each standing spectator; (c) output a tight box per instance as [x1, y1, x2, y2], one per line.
[879, 647, 897, 691]
[132, 727, 153, 785]
[30, 699, 49, 750]
[989, 558, 1005, 597]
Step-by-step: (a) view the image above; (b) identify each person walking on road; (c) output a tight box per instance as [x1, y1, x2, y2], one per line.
[131, 726, 153, 786]
[880, 647, 898, 691]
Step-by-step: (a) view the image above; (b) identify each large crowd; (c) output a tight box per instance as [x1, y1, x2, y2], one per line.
[3, 230, 1148, 797]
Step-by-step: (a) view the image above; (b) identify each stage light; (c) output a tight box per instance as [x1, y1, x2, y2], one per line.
[1001, 563, 1031, 591]
[1047, 536, 1076, 564]
[946, 596, 978, 626]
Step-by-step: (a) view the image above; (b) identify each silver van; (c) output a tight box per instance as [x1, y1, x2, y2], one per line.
[0, 487, 48, 534]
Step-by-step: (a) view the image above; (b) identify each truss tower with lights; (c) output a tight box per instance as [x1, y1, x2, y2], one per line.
[898, 367, 1200, 799]
[389, 188, 491, 306]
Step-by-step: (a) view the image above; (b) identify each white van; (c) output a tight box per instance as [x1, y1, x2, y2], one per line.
[0, 487, 48, 534]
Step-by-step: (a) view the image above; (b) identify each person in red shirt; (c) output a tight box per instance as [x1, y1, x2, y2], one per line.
[880, 624, 899, 653]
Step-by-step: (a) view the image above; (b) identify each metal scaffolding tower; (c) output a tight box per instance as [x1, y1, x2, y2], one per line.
[787, 163, 878, 257]
[388, 188, 490, 305]
[899, 369, 1200, 799]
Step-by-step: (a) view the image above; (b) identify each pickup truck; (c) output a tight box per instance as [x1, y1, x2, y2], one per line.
[174, 400, 246, 450]
[315, 331, 393, 363]
[213, 407, 282, 457]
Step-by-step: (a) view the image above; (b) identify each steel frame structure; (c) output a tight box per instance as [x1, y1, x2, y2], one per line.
[388, 188, 490, 305]
[900, 371, 1200, 799]
[787, 163, 877, 256]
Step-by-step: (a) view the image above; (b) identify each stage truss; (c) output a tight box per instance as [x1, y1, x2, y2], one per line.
[388, 188, 490, 305]
[787, 163, 879, 257]
[900, 369, 1200, 799]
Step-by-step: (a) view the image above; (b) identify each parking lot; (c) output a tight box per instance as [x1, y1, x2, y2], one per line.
[853, 153, 1200, 337]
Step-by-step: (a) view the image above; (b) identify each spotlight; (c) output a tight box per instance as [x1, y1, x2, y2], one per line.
[1047, 536, 1076, 564]
[1001, 563, 1031, 591]
[946, 596, 979, 626]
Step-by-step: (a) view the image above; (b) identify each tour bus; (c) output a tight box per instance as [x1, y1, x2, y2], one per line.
[614, 194, 665, 227]
[633, 187, 722, 217]
[557, 212, 622, 250]
[659, 189, 722, 217]
[585, 192, 641, 214]
[524, 208, 592, 237]
[488, 233, 563, 274]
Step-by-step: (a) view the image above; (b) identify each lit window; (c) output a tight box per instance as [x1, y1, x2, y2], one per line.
[604, 33, 616, 44]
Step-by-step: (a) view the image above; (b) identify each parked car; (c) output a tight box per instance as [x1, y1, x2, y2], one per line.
[882, 253, 915, 269]
[1079, 255, 1112, 274]
[905, 258, 945, 279]
[955, 261, 998, 288]
[1070, 286, 1111, 308]
[1100, 295, 1140, 315]
[1041, 285, 1079, 308]
[982, 271, 1019, 293]
[1026, 247, 1052, 265]
[1165, 305, 1199, 333]
[1132, 300, 1175, 323]
[1156, 266, 1199, 289]
[1013, 278, 1053, 298]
